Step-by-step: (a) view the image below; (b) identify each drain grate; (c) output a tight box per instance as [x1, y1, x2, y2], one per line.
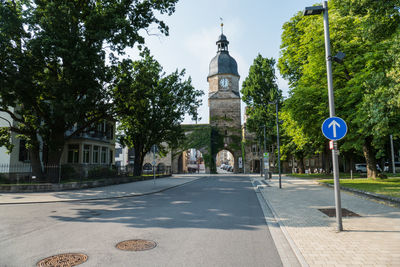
[116, 239, 157, 251]
[319, 208, 360, 217]
[37, 253, 88, 267]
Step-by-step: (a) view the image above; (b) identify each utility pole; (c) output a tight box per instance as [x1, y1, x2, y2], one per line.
[275, 100, 282, 188]
[263, 125, 267, 179]
[390, 135, 396, 174]
[259, 137, 263, 177]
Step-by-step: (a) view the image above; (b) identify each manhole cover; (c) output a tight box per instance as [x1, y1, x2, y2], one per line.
[37, 253, 88, 267]
[319, 208, 361, 217]
[116, 239, 157, 251]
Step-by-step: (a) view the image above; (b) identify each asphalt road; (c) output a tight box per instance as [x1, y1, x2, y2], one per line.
[0, 175, 283, 267]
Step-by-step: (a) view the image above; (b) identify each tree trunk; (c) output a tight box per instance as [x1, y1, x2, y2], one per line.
[133, 145, 144, 177]
[29, 147, 43, 180]
[363, 137, 378, 179]
[324, 142, 331, 173]
[296, 155, 305, 174]
[46, 132, 65, 165]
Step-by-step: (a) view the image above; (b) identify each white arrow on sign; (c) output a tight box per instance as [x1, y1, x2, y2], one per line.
[328, 120, 340, 137]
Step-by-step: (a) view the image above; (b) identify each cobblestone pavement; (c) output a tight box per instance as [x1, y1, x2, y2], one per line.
[254, 176, 400, 267]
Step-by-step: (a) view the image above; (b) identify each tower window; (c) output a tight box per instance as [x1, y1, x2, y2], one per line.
[225, 130, 228, 135]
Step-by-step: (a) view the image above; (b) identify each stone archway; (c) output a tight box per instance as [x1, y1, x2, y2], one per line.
[215, 149, 234, 173]
[176, 148, 205, 174]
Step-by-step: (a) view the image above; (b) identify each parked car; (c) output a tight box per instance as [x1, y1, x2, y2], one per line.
[142, 163, 153, 174]
[355, 163, 382, 173]
[384, 162, 400, 172]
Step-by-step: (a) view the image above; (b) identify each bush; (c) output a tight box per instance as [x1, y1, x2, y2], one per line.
[88, 166, 117, 179]
[0, 173, 9, 184]
[61, 164, 78, 180]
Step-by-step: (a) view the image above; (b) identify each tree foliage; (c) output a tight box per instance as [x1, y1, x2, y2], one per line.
[0, 0, 177, 178]
[278, 0, 400, 177]
[241, 54, 282, 146]
[112, 51, 203, 176]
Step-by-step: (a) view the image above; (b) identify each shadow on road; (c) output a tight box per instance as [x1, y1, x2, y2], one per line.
[49, 176, 266, 231]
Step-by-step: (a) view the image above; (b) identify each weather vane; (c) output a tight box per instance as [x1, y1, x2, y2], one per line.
[220, 17, 223, 34]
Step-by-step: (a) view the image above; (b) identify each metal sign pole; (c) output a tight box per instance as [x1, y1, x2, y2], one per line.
[390, 135, 396, 174]
[263, 125, 267, 179]
[323, 1, 342, 231]
[153, 145, 156, 185]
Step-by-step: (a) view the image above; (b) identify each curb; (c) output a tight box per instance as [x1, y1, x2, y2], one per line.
[0, 176, 209, 205]
[318, 182, 400, 206]
[251, 178, 308, 267]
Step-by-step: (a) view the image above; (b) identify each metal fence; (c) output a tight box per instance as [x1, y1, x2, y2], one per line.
[0, 163, 172, 184]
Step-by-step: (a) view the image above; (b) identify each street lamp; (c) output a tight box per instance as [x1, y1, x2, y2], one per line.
[260, 125, 267, 179]
[269, 100, 282, 189]
[304, 1, 343, 232]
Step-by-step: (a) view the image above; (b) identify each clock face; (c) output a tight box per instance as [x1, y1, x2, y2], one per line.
[219, 78, 229, 89]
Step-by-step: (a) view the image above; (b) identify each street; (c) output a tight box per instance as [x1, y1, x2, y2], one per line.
[0, 175, 284, 267]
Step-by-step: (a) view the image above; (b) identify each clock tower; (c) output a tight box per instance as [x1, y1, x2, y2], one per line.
[208, 29, 242, 172]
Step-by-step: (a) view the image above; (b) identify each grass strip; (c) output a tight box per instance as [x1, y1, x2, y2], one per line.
[290, 173, 366, 179]
[319, 178, 400, 198]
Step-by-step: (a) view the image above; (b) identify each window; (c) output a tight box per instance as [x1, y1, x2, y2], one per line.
[101, 147, 107, 163]
[106, 124, 114, 140]
[83, 145, 90, 163]
[93, 146, 99, 164]
[18, 139, 30, 162]
[68, 144, 79, 163]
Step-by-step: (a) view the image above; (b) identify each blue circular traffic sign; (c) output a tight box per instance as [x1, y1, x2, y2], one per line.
[321, 117, 347, 141]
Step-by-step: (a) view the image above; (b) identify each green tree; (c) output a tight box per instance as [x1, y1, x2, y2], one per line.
[278, 1, 400, 178]
[112, 51, 203, 176]
[0, 0, 177, 178]
[241, 54, 282, 148]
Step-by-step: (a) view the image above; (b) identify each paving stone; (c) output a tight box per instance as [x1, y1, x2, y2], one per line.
[256, 176, 400, 267]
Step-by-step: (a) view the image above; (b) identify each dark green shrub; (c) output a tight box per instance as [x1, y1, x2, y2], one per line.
[61, 164, 78, 180]
[0, 173, 10, 184]
[88, 166, 117, 179]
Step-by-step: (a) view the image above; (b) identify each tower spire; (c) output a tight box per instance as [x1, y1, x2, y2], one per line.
[216, 18, 228, 52]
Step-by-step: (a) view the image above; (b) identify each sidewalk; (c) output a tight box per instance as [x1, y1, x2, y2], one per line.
[0, 174, 206, 204]
[256, 175, 400, 267]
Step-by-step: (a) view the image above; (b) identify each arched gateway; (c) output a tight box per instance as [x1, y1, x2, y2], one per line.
[168, 27, 261, 174]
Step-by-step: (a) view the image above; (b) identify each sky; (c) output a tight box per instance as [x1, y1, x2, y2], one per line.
[126, 0, 319, 124]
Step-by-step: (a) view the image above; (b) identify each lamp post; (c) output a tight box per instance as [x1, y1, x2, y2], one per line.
[390, 135, 396, 174]
[304, 1, 343, 231]
[259, 136, 263, 177]
[263, 125, 267, 179]
[269, 100, 282, 188]
[260, 125, 267, 179]
[274, 101, 282, 189]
